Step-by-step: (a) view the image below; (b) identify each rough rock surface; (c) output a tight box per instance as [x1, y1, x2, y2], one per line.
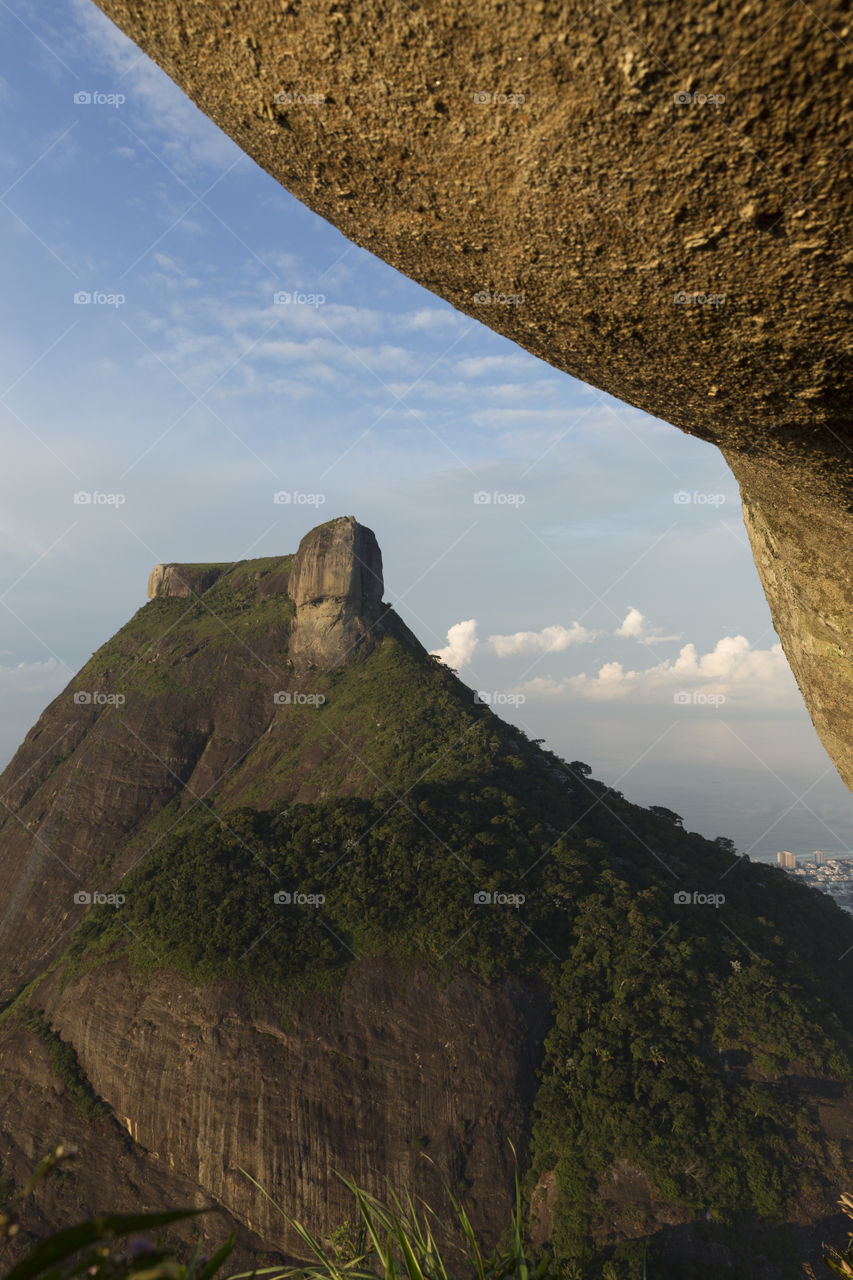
[0, 1013, 271, 1272]
[147, 564, 227, 599]
[15, 957, 550, 1253]
[91, 0, 853, 788]
[288, 516, 385, 668]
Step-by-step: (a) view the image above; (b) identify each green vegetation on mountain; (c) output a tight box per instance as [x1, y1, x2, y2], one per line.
[58, 625, 853, 1275]
[11, 1003, 111, 1122]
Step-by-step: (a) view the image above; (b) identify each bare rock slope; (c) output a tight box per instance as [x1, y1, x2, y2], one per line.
[92, 0, 853, 787]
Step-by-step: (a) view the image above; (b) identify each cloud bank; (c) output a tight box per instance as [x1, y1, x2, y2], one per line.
[615, 606, 681, 645]
[489, 622, 596, 658]
[519, 636, 795, 705]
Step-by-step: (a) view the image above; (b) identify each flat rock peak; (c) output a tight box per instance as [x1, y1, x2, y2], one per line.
[147, 563, 226, 599]
[288, 516, 385, 669]
[288, 515, 383, 608]
[145, 519, 385, 669]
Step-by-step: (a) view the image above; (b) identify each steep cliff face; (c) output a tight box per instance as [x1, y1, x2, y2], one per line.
[288, 516, 384, 669]
[0, 1010, 271, 1271]
[90, 0, 853, 791]
[15, 958, 549, 1253]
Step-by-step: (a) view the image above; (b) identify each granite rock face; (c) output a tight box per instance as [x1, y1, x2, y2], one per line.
[147, 564, 227, 599]
[0, 1011, 270, 1272]
[91, 0, 853, 788]
[18, 957, 549, 1254]
[288, 516, 385, 668]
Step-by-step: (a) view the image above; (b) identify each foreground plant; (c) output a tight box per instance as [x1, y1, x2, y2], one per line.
[234, 1148, 575, 1280]
[0, 1145, 234, 1280]
[823, 1193, 853, 1277]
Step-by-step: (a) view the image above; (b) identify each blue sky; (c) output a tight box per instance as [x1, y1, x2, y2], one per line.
[1, 0, 851, 860]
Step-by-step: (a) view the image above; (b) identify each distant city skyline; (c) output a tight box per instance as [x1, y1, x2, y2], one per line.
[0, 0, 851, 861]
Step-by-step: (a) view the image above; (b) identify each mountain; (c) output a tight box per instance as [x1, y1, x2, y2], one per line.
[2, 516, 853, 1279]
[93, 0, 853, 804]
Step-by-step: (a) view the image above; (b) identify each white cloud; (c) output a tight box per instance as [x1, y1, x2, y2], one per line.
[489, 622, 597, 658]
[430, 619, 478, 669]
[517, 636, 796, 706]
[454, 355, 535, 378]
[399, 308, 465, 332]
[615, 606, 682, 645]
[471, 407, 589, 430]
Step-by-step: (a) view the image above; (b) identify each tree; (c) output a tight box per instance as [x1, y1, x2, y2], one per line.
[649, 805, 683, 827]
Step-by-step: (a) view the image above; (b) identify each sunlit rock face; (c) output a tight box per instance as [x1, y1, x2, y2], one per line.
[147, 563, 226, 598]
[288, 515, 385, 669]
[93, 0, 853, 789]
